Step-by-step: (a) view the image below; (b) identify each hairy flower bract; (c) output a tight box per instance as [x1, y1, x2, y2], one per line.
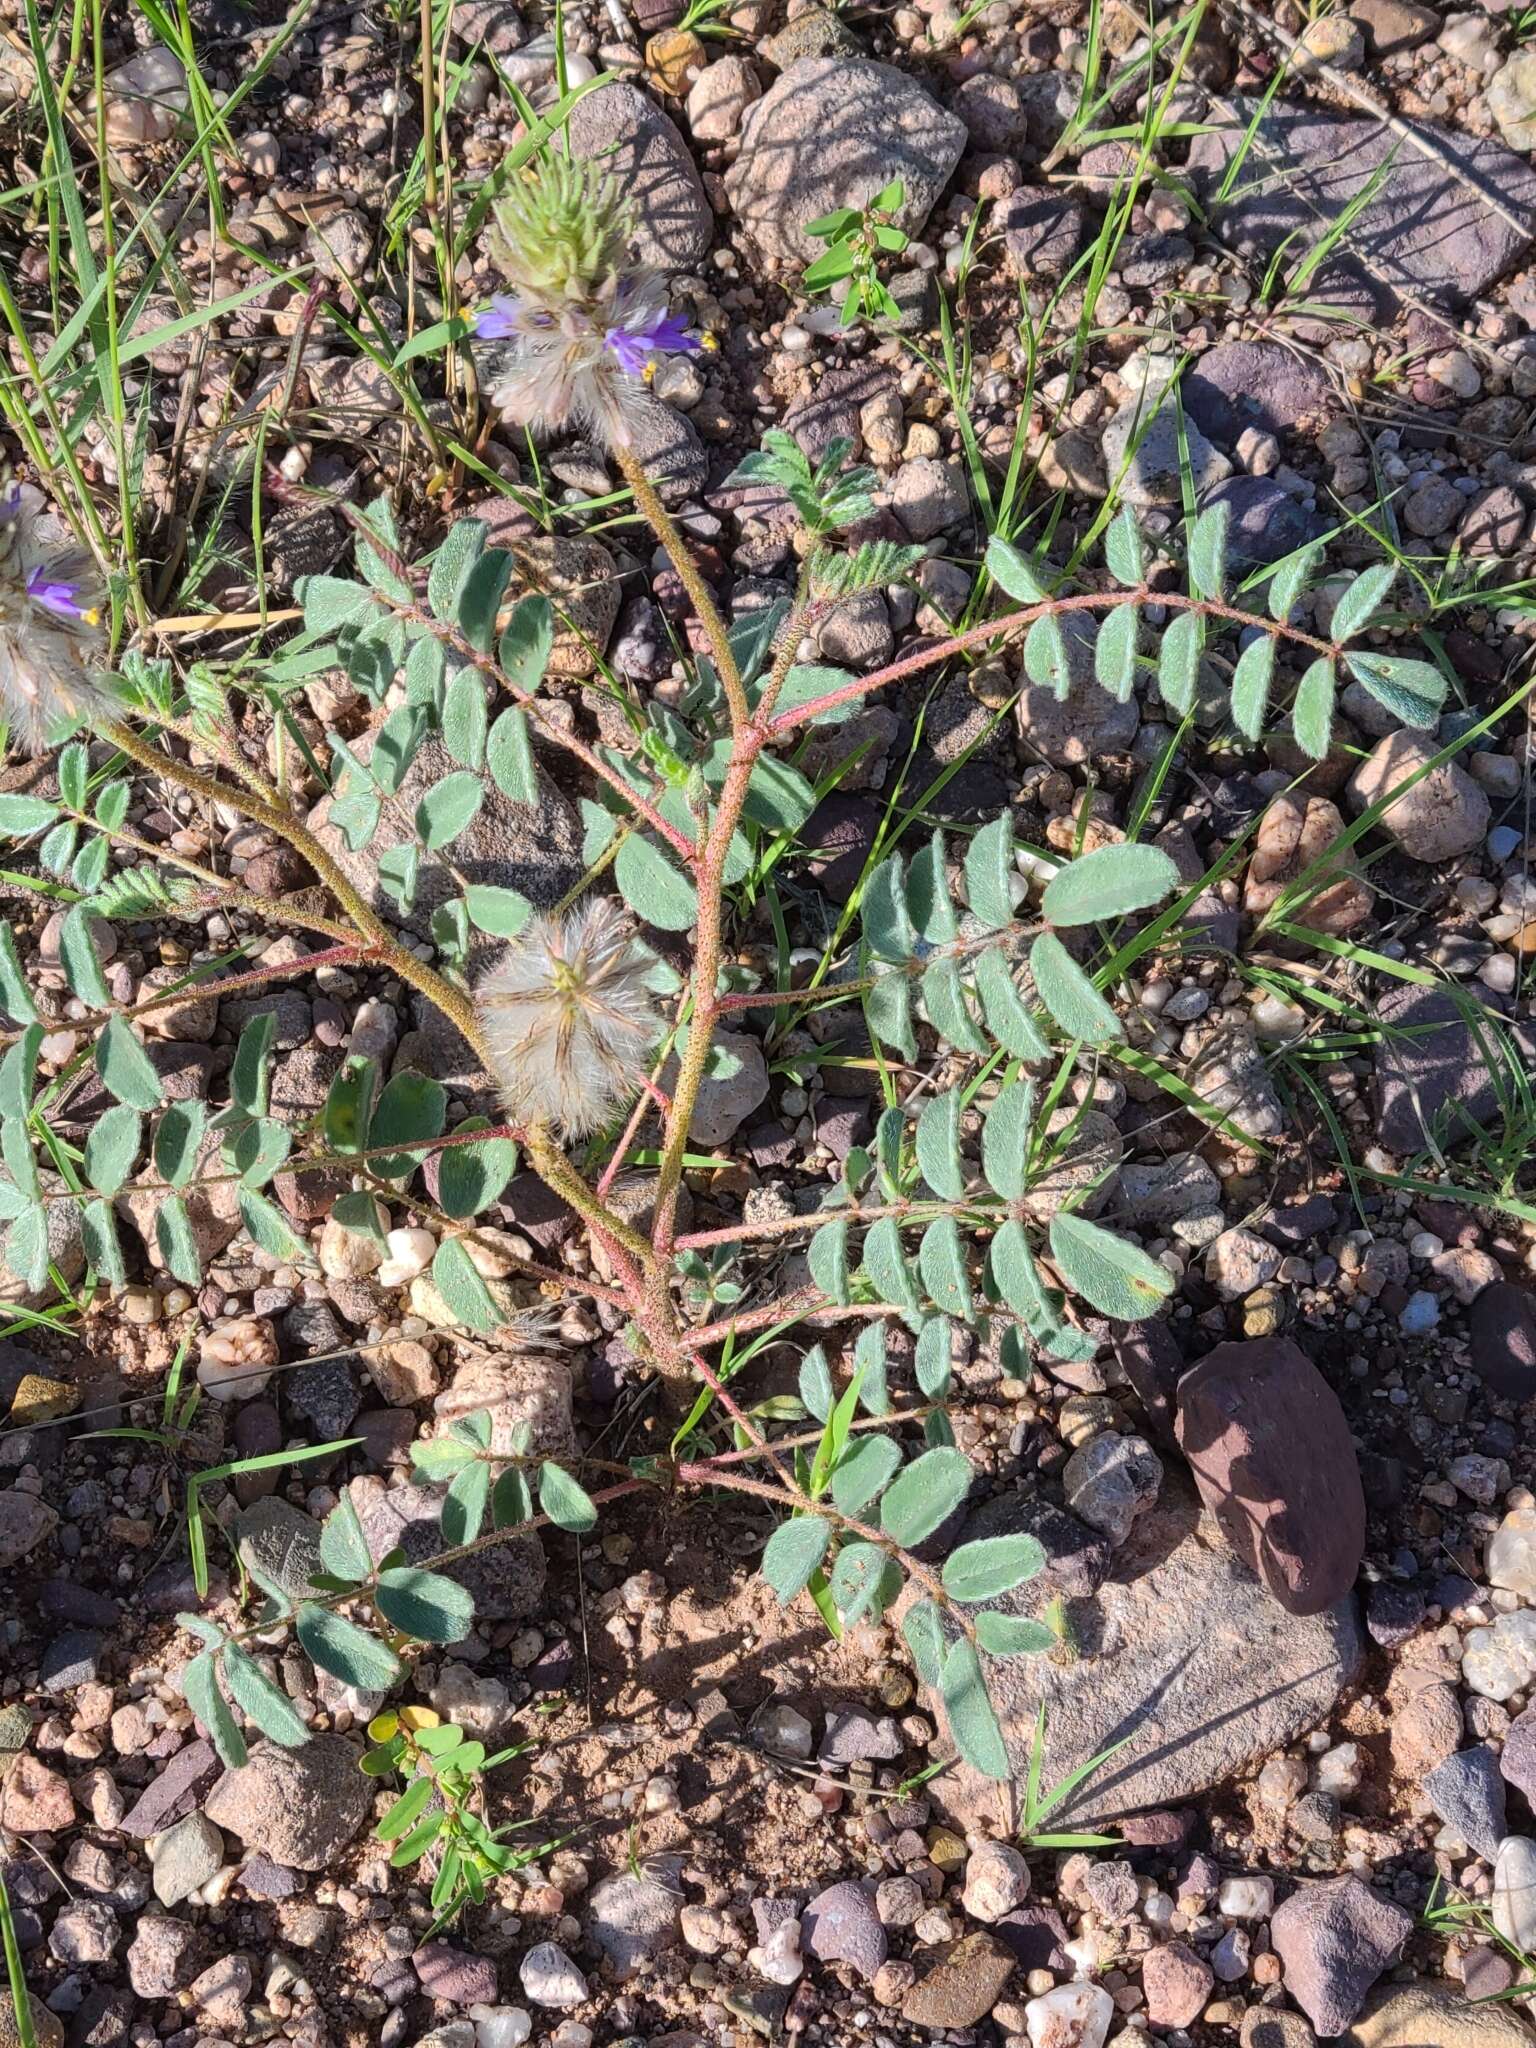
[477, 898, 662, 1138]
[477, 161, 704, 446]
[0, 479, 106, 753]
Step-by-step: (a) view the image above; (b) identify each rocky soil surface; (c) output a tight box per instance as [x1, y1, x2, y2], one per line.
[10, 0, 1536, 2043]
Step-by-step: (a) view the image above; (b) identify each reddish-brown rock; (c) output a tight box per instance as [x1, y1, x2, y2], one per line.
[1175, 1337, 1364, 1617]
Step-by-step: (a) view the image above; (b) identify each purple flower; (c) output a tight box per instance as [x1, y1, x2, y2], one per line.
[479, 296, 561, 339]
[25, 568, 97, 625]
[604, 313, 702, 378]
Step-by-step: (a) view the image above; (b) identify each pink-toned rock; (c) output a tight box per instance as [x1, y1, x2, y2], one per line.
[1175, 1337, 1365, 1617]
[1, 1753, 75, 1833]
[1142, 1941, 1215, 2027]
[1243, 793, 1373, 936]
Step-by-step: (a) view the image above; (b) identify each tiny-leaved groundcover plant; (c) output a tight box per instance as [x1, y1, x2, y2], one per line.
[0, 158, 1452, 1791]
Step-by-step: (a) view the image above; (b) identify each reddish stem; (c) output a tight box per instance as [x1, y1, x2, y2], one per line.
[768, 588, 1338, 733]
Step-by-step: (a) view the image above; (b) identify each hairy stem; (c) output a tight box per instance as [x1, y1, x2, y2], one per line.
[8, 943, 375, 1053]
[676, 1460, 974, 1637]
[401, 603, 697, 864]
[525, 1124, 653, 1269]
[769, 586, 1339, 733]
[676, 1195, 991, 1253]
[615, 443, 749, 735]
[98, 718, 493, 1066]
[647, 735, 761, 1296]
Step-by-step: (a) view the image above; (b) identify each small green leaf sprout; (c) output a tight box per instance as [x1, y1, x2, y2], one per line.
[801, 178, 911, 326]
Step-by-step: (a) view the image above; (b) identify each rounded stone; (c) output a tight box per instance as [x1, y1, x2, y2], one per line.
[1347, 731, 1490, 864]
[204, 1735, 370, 1870]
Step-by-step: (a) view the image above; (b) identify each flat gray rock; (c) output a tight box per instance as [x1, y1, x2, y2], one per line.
[1186, 99, 1536, 311]
[309, 726, 584, 946]
[915, 1475, 1363, 1829]
[233, 1498, 323, 1603]
[724, 57, 966, 265]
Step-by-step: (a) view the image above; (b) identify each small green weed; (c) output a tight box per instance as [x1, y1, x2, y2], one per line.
[802, 180, 911, 326]
[366, 1706, 570, 1937]
[1017, 1704, 1128, 1850]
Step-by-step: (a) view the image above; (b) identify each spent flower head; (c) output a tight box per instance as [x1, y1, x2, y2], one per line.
[476, 159, 706, 447]
[477, 897, 662, 1138]
[0, 479, 106, 754]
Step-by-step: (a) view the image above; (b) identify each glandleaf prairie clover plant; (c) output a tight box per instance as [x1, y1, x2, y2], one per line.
[0, 154, 1455, 1787]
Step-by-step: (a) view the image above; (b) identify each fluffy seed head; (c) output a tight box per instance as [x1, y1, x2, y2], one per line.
[477, 898, 662, 1138]
[0, 479, 107, 754]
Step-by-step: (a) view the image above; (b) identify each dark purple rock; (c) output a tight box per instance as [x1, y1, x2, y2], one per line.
[67, 1985, 133, 2048]
[1258, 1193, 1338, 1248]
[353, 1408, 416, 1465]
[1117, 230, 1193, 289]
[993, 1903, 1069, 1972]
[1183, 888, 1241, 951]
[784, 361, 896, 462]
[1464, 1946, 1517, 1999]
[813, 1094, 873, 1162]
[803, 794, 881, 898]
[753, 1896, 799, 1943]
[140, 1557, 226, 1615]
[1197, 476, 1322, 569]
[526, 1638, 574, 1692]
[1000, 187, 1085, 279]
[119, 1739, 221, 1839]
[1175, 1337, 1365, 1617]
[743, 1122, 798, 1171]
[1183, 342, 1337, 448]
[584, 1341, 631, 1407]
[67, 1041, 217, 1116]
[1113, 1319, 1182, 1449]
[1373, 985, 1536, 1158]
[239, 1855, 303, 1899]
[1117, 1808, 1195, 1849]
[960, 1494, 1111, 1600]
[1468, 1282, 1536, 1403]
[286, 1357, 361, 1441]
[1269, 1875, 1412, 2034]
[37, 1582, 119, 1628]
[1423, 1746, 1506, 1858]
[1365, 1580, 1425, 1648]
[414, 1942, 499, 2005]
[1359, 1454, 1407, 1511]
[232, 1400, 282, 1505]
[801, 1881, 887, 1981]
[1432, 1573, 1481, 1618]
[502, 1171, 577, 1252]
[1187, 99, 1536, 313]
[39, 1630, 102, 1692]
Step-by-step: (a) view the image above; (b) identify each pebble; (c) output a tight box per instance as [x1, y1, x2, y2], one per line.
[1464, 1611, 1536, 1699]
[801, 1881, 887, 1982]
[1423, 1747, 1507, 1860]
[962, 1841, 1032, 1921]
[1218, 1876, 1275, 1918]
[517, 1944, 588, 2010]
[1490, 1835, 1536, 1952]
[1024, 1981, 1114, 2048]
